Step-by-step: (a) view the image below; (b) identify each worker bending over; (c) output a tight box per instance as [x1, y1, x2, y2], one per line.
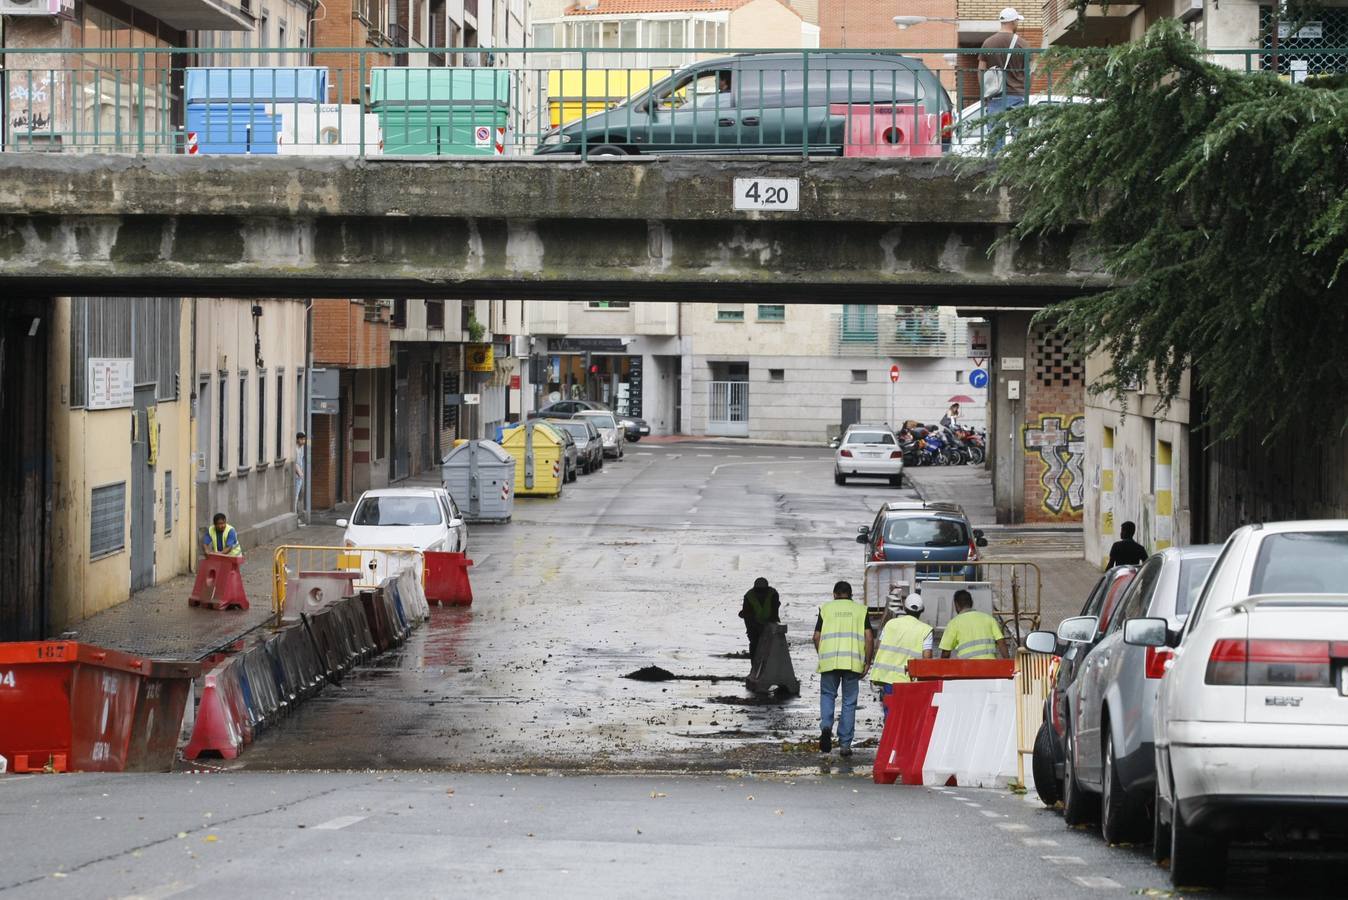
[870, 591, 934, 718]
[939, 589, 1009, 660]
[201, 512, 243, 558]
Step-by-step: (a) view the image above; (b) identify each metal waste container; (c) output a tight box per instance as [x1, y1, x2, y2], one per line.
[499, 422, 564, 498]
[441, 439, 516, 522]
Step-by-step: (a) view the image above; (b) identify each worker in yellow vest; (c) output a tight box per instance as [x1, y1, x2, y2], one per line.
[870, 592, 934, 718]
[201, 512, 243, 559]
[939, 589, 1009, 660]
[813, 580, 874, 757]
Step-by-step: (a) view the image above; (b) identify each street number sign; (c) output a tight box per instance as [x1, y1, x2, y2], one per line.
[734, 177, 799, 211]
[889, 364, 900, 383]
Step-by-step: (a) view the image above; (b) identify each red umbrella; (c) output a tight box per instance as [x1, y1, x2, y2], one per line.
[948, 395, 975, 404]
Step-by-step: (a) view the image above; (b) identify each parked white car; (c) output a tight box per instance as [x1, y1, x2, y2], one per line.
[834, 424, 903, 487]
[575, 410, 625, 459]
[338, 487, 468, 554]
[948, 95, 1088, 157]
[1127, 520, 1348, 887]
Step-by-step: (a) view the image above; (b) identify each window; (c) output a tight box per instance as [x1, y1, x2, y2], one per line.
[351, 495, 444, 526]
[426, 300, 445, 330]
[757, 304, 785, 322]
[164, 470, 174, 534]
[955, 370, 964, 383]
[275, 370, 285, 461]
[1109, 557, 1161, 633]
[217, 374, 228, 473]
[237, 372, 248, 473]
[533, 23, 554, 46]
[391, 299, 408, 328]
[90, 482, 126, 558]
[257, 373, 267, 465]
[716, 305, 744, 322]
[588, 300, 631, 310]
[1250, 531, 1348, 595]
[882, 516, 968, 547]
[768, 368, 784, 382]
[841, 304, 879, 342]
[620, 20, 638, 47]
[1176, 557, 1216, 617]
[851, 369, 868, 382]
[68, 297, 180, 408]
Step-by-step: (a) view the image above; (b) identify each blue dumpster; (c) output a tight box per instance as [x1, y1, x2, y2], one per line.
[184, 67, 329, 155]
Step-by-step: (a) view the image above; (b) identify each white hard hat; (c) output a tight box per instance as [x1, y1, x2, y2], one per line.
[904, 595, 925, 615]
[999, 7, 1025, 21]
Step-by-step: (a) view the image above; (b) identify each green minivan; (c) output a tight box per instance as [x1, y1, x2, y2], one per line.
[535, 51, 952, 157]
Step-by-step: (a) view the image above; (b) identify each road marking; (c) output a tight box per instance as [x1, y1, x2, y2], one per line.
[1020, 837, 1059, 847]
[119, 881, 192, 900]
[686, 507, 699, 514]
[312, 815, 367, 831]
[1042, 856, 1086, 865]
[697, 454, 713, 458]
[757, 455, 772, 459]
[1068, 875, 1121, 889]
[979, 810, 1002, 818]
[727, 454, 743, 458]
[996, 823, 1031, 832]
[0, 775, 36, 786]
[962, 802, 982, 808]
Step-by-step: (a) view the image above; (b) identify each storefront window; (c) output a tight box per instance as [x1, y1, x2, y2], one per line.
[544, 353, 643, 416]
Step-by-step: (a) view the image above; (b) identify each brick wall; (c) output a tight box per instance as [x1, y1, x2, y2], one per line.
[1022, 324, 1085, 523]
[311, 0, 393, 103]
[313, 299, 391, 368]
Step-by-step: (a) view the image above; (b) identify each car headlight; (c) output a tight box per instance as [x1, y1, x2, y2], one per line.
[620, 419, 635, 428]
[542, 130, 573, 146]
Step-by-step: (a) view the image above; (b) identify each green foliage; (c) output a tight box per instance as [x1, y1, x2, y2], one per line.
[467, 314, 486, 343]
[981, 20, 1348, 438]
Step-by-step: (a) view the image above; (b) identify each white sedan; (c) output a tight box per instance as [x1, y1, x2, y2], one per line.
[948, 95, 1089, 157]
[338, 487, 468, 554]
[575, 410, 625, 459]
[1128, 520, 1348, 888]
[834, 425, 903, 487]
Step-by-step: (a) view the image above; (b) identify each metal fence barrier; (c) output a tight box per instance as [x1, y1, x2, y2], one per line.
[271, 544, 422, 620]
[3, 45, 1341, 159]
[1014, 647, 1054, 788]
[863, 559, 1042, 643]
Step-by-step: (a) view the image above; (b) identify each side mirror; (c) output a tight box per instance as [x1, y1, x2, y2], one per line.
[855, 533, 869, 544]
[975, 537, 989, 548]
[1024, 630, 1058, 654]
[1056, 615, 1098, 644]
[1123, 617, 1171, 648]
[335, 518, 349, 528]
[973, 529, 985, 539]
[448, 518, 463, 529]
[828, 439, 840, 449]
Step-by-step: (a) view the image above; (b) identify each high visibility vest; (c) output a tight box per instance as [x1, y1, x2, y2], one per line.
[870, 615, 933, 684]
[745, 589, 774, 625]
[945, 610, 1004, 660]
[817, 598, 868, 674]
[206, 525, 241, 557]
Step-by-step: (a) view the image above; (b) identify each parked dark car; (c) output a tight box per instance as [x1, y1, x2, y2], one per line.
[1025, 565, 1140, 812]
[536, 51, 953, 157]
[545, 417, 604, 474]
[537, 399, 650, 442]
[855, 500, 986, 579]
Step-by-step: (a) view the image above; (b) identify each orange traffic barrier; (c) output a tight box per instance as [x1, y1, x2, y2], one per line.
[190, 554, 250, 610]
[0, 641, 198, 773]
[872, 682, 942, 786]
[424, 552, 474, 606]
[908, 659, 1016, 681]
[184, 660, 248, 760]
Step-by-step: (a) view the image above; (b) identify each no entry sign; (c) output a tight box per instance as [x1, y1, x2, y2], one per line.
[889, 364, 901, 383]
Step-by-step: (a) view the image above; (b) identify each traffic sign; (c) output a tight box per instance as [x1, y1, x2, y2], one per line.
[889, 364, 900, 383]
[969, 368, 989, 389]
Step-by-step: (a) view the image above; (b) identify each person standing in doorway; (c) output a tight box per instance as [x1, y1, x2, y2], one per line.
[739, 576, 781, 660]
[1107, 521, 1149, 568]
[293, 431, 307, 526]
[813, 580, 874, 757]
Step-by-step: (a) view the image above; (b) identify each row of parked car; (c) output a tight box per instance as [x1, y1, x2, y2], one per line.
[1026, 520, 1348, 887]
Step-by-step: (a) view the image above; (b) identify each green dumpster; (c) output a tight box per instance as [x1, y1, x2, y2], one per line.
[370, 68, 511, 156]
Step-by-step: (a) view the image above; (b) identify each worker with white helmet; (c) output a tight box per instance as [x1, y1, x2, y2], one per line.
[869, 588, 935, 717]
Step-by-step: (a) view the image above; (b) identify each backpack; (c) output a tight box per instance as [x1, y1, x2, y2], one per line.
[981, 34, 1020, 100]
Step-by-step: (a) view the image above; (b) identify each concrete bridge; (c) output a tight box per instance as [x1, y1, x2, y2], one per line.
[0, 155, 1104, 303]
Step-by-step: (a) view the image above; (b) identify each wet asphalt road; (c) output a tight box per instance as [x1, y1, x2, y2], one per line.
[243, 442, 901, 772]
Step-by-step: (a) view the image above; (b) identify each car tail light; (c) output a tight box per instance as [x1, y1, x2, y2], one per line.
[940, 110, 954, 141]
[1205, 639, 1331, 686]
[1145, 646, 1173, 679]
[840, 449, 853, 458]
[343, 539, 356, 548]
[967, 539, 978, 561]
[872, 535, 885, 562]
[890, 451, 903, 459]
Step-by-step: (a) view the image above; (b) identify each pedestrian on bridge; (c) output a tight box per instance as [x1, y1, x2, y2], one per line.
[813, 580, 874, 757]
[739, 576, 781, 660]
[939, 589, 1009, 660]
[870, 592, 934, 718]
[201, 512, 242, 559]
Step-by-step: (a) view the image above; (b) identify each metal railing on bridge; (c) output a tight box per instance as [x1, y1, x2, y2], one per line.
[3, 44, 1342, 160]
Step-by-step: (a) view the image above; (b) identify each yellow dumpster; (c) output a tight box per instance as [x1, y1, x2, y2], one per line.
[546, 69, 671, 128]
[500, 421, 565, 498]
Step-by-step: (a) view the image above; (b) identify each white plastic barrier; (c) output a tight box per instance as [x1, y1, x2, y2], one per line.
[921, 679, 1019, 788]
[394, 568, 431, 622]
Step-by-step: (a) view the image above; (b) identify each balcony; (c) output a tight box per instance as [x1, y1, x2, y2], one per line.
[830, 308, 970, 358]
[1043, 0, 1141, 47]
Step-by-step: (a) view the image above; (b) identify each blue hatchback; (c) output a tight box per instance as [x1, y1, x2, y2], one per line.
[856, 502, 986, 579]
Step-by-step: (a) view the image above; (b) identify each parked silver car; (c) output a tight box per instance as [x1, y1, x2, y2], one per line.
[546, 417, 604, 474]
[1063, 545, 1219, 844]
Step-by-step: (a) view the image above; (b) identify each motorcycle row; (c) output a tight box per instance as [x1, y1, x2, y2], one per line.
[898, 422, 987, 467]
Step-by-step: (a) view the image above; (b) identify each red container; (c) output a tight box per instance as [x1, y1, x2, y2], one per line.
[425, 552, 474, 606]
[0, 641, 199, 773]
[907, 658, 1016, 680]
[829, 102, 940, 158]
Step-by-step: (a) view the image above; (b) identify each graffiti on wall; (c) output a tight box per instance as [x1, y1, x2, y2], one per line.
[1024, 414, 1086, 516]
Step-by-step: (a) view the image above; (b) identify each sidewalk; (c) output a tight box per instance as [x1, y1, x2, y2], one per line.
[68, 524, 345, 660]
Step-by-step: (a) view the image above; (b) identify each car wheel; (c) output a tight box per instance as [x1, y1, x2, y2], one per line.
[1062, 725, 1098, 827]
[629, 435, 641, 443]
[1031, 722, 1061, 808]
[1152, 780, 1171, 864]
[587, 144, 629, 157]
[1101, 728, 1143, 844]
[1170, 802, 1227, 888]
[834, 470, 845, 485]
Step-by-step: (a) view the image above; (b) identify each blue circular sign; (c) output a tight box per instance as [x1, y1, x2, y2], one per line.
[969, 368, 989, 389]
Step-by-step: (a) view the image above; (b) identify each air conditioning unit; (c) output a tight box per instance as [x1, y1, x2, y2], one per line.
[0, 0, 61, 15]
[511, 335, 531, 359]
[1178, 0, 1203, 24]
